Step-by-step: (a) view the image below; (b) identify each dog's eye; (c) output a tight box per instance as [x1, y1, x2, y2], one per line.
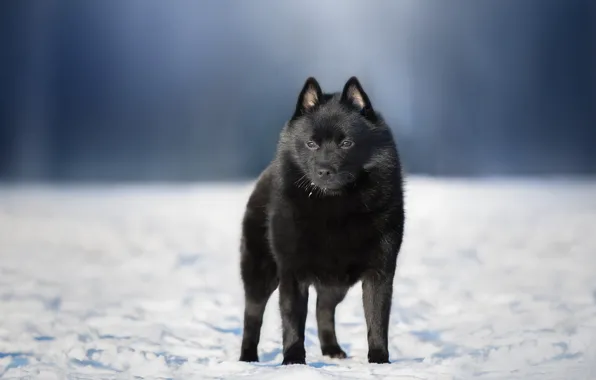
[340, 140, 354, 149]
[306, 141, 319, 150]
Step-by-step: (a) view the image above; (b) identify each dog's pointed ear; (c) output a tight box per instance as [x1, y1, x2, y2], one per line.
[293, 77, 323, 119]
[341, 76, 373, 113]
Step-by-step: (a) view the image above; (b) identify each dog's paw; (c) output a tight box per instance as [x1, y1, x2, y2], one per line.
[368, 348, 389, 364]
[282, 355, 306, 365]
[322, 345, 347, 359]
[239, 348, 259, 362]
[282, 343, 306, 365]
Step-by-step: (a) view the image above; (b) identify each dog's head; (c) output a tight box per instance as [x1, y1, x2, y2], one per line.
[281, 76, 392, 194]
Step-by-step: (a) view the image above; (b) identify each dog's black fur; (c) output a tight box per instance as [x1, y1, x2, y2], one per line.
[239, 77, 404, 365]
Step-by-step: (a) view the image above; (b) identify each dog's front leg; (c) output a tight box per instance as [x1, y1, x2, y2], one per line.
[279, 275, 309, 365]
[362, 272, 394, 364]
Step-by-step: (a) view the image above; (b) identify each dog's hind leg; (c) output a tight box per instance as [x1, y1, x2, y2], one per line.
[239, 229, 278, 362]
[315, 285, 349, 359]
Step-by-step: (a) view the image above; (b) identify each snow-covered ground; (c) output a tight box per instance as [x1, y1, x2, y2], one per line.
[0, 177, 595, 380]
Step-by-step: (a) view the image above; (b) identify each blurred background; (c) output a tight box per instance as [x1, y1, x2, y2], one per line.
[0, 0, 594, 182]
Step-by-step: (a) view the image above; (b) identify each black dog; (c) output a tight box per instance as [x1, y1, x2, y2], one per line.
[239, 76, 404, 365]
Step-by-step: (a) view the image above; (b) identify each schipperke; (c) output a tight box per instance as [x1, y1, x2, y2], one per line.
[239, 76, 405, 365]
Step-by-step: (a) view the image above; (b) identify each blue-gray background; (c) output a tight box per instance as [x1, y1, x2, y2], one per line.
[1, 0, 594, 182]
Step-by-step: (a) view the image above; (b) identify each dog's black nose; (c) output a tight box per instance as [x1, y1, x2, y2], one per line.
[316, 166, 335, 180]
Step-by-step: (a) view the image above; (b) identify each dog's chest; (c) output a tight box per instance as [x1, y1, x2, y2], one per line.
[297, 214, 373, 252]
[272, 206, 380, 284]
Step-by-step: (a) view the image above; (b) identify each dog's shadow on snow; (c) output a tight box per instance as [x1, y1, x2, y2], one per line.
[252, 346, 426, 368]
[254, 348, 339, 368]
[308, 361, 339, 368]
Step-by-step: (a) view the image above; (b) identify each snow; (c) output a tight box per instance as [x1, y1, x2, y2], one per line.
[0, 177, 595, 379]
